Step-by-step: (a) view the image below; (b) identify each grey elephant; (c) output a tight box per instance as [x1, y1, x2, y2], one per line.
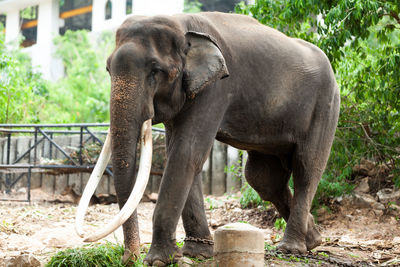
[75, 12, 340, 266]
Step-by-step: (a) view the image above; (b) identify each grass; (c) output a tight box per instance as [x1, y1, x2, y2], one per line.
[46, 241, 207, 267]
[46, 242, 126, 267]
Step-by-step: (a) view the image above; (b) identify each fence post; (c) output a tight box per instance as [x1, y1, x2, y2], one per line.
[202, 156, 212, 195]
[241, 151, 248, 187]
[226, 146, 241, 193]
[211, 140, 227, 195]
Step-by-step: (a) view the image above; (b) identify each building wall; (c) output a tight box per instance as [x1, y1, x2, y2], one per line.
[0, 0, 184, 81]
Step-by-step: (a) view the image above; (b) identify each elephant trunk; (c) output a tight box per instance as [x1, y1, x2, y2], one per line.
[75, 74, 153, 242]
[74, 120, 152, 242]
[85, 119, 152, 242]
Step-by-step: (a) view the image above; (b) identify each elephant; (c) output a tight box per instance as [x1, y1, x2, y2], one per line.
[75, 11, 340, 266]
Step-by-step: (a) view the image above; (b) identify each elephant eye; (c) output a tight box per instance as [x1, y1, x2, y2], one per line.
[151, 66, 163, 76]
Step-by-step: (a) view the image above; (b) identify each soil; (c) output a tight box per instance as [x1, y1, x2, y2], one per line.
[0, 189, 400, 266]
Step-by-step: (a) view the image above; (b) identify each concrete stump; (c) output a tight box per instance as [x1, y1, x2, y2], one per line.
[214, 222, 264, 267]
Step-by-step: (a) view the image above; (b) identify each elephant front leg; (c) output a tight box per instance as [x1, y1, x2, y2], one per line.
[143, 137, 215, 266]
[143, 155, 198, 265]
[181, 174, 213, 259]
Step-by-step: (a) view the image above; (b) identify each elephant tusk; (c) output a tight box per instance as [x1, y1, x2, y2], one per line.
[75, 129, 112, 237]
[83, 119, 153, 242]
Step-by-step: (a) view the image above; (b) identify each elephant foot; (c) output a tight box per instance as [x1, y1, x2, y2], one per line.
[306, 226, 322, 250]
[182, 238, 214, 259]
[276, 238, 307, 255]
[143, 242, 182, 266]
[122, 249, 138, 266]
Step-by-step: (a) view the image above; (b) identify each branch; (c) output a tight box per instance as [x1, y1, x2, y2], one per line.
[380, 11, 400, 25]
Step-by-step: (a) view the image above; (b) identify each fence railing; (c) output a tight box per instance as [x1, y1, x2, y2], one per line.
[0, 123, 244, 202]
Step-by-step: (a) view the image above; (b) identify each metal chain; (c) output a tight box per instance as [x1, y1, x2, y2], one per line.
[184, 236, 214, 245]
[265, 249, 375, 267]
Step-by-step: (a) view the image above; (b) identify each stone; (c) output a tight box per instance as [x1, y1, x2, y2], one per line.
[393, 236, 400, 243]
[377, 188, 400, 204]
[177, 257, 194, 267]
[352, 159, 375, 176]
[148, 192, 158, 203]
[388, 204, 400, 216]
[214, 222, 264, 267]
[0, 252, 41, 267]
[354, 177, 370, 193]
[352, 193, 384, 210]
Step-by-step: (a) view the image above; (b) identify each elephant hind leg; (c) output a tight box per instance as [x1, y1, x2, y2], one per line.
[245, 151, 292, 220]
[245, 151, 321, 252]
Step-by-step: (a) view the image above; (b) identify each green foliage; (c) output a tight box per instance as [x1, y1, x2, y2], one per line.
[0, 27, 48, 123]
[184, 0, 202, 13]
[224, 150, 269, 208]
[240, 181, 270, 208]
[49, 30, 113, 123]
[0, 29, 114, 124]
[274, 217, 287, 231]
[46, 242, 126, 267]
[236, 0, 400, 206]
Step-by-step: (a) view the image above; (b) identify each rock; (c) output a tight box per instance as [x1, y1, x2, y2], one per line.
[375, 209, 384, 216]
[354, 177, 370, 194]
[141, 193, 158, 203]
[352, 193, 375, 209]
[352, 159, 375, 176]
[177, 257, 194, 267]
[148, 192, 158, 203]
[0, 252, 41, 267]
[352, 193, 384, 210]
[316, 206, 331, 222]
[388, 204, 400, 216]
[368, 164, 390, 180]
[374, 202, 385, 210]
[376, 188, 400, 204]
[17, 187, 27, 193]
[393, 236, 400, 243]
[214, 222, 264, 267]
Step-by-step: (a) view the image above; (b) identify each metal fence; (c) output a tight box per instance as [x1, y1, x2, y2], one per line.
[0, 123, 243, 202]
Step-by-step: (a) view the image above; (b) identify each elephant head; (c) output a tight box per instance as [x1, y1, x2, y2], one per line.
[75, 16, 228, 248]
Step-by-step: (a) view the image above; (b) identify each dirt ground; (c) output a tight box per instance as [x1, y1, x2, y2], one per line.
[0, 189, 400, 266]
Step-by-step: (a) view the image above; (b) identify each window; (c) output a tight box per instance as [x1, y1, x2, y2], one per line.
[59, 0, 93, 35]
[126, 0, 133, 15]
[20, 6, 38, 47]
[105, 0, 112, 20]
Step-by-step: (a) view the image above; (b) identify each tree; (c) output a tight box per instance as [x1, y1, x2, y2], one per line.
[236, 0, 400, 203]
[0, 26, 48, 123]
[186, 0, 242, 12]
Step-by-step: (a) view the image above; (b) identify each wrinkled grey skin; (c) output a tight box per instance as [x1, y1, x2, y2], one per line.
[107, 12, 340, 266]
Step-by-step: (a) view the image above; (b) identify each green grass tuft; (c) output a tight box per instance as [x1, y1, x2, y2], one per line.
[46, 242, 125, 267]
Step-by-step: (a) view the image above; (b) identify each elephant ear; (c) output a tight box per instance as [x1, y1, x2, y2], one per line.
[183, 31, 229, 99]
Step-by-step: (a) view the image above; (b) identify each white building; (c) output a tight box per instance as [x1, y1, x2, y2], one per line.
[0, 0, 184, 80]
